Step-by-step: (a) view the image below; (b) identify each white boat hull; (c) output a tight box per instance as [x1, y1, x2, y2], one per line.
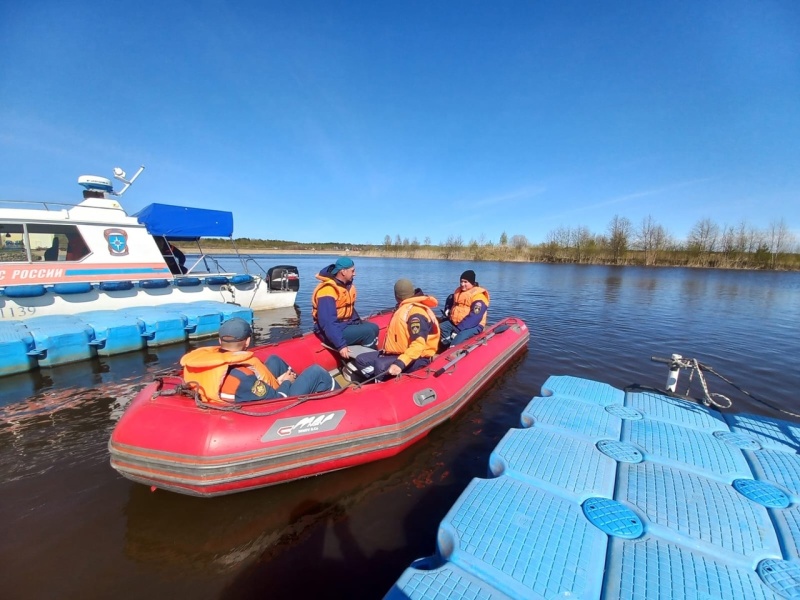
[0, 276, 296, 321]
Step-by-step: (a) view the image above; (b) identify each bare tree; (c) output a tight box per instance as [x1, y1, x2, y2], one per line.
[570, 226, 593, 263]
[468, 238, 484, 260]
[720, 225, 739, 267]
[543, 226, 572, 262]
[510, 234, 529, 253]
[686, 218, 719, 266]
[635, 215, 669, 266]
[440, 235, 464, 260]
[607, 215, 632, 265]
[767, 218, 795, 269]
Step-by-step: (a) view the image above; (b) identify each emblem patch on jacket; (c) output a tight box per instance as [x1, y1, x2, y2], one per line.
[473, 302, 484, 314]
[409, 316, 421, 335]
[251, 380, 268, 397]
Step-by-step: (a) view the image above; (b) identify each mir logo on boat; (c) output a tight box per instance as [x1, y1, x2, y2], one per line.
[262, 410, 346, 442]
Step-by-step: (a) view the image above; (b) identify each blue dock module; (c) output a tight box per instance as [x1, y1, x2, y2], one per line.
[23, 315, 96, 367]
[119, 307, 188, 347]
[387, 375, 800, 600]
[0, 321, 37, 376]
[158, 302, 228, 339]
[190, 301, 253, 324]
[78, 310, 146, 356]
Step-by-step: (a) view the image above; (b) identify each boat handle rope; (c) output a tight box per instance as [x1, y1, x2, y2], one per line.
[434, 323, 511, 377]
[652, 355, 800, 419]
[151, 377, 347, 417]
[215, 384, 351, 416]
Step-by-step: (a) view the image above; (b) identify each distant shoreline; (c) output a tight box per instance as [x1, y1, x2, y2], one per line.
[183, 246, 437, 259]
[179, 245, 799, 270]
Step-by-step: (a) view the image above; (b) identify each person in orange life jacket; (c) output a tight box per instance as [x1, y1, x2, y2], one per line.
[353, 279, 440, 381]
[312, 256, 379, 360]
[180, 318, 338, 403]
[439, 269, 490, 349]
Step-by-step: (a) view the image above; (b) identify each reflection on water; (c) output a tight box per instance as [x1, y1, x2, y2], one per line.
[122, 436, 429, 574]
[1, 259, 799, 599]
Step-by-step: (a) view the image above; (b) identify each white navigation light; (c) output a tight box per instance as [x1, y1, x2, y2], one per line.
[113, 167, 126, 179]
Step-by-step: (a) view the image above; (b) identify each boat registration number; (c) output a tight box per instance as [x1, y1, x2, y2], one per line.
[0, 306, 37, 319]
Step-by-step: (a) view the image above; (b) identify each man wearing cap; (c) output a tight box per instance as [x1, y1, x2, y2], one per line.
[352, 279, 440, 381]
[439, 269, 490, 349]
[180, 318, 338, 403]
[312, 256, 379, 359]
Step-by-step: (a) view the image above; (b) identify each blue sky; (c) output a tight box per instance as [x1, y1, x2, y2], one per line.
[1, 1, 798, 246]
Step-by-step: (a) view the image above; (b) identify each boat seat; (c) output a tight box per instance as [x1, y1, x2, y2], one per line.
[343, 344, 375, 358]
[320, 343, 376, 383]
[320, 343, 374, 357]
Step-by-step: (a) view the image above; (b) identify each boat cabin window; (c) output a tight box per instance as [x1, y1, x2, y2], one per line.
[0, 223, 91, 263]
[0, 223, 28, 262]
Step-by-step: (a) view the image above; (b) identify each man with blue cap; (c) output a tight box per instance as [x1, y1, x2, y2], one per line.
[311, 256, 379, 359]
[180, 317, 338, 403]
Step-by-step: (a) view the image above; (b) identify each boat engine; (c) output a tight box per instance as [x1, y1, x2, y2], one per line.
[267, 265, 300, 292]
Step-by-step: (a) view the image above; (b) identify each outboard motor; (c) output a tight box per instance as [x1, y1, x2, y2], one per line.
[266, 265, 300, 292]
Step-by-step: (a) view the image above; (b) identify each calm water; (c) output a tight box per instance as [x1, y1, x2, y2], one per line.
[1, 257, 799, 599]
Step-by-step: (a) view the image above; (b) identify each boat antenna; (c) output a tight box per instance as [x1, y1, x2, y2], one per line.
[112, 165, 145, 196]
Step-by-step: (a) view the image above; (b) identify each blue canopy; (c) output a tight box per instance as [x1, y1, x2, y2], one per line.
[134, 203, 234, 240]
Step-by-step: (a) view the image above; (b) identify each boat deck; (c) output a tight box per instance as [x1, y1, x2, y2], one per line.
[387, 375, 800, 599]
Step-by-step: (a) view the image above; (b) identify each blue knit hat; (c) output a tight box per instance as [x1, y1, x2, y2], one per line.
[331, 256, 355, 274]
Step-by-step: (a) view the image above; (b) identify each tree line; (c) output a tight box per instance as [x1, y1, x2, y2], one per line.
[381, 215, 799, 270]
[190, 214, 799, 271]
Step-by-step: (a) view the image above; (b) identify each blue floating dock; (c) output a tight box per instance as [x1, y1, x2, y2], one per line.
[0, 301, 254, 375]
[24, 315, 96, 367]
[387, 375, 800, 599]
[0, 321, 37, 376]
[159, 303, 225, 339]
[80, 310, 146, 355]
[118, 307, 189, 347]
[190, 301, 253, 322]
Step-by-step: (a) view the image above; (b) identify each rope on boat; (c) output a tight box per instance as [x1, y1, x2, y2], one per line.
[146, 318, 519, 414]
[150, 376, 347, 417]
[434, 323, 511, 377]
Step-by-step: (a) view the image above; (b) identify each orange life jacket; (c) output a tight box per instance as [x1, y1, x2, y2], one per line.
[311, 274, 357, 322]
[383, 296, 440, 366]
[450, 286, 490, 328]
[180, 346, 279, 404]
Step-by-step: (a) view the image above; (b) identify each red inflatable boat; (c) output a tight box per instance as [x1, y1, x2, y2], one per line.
[109, 314, 529, 496]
